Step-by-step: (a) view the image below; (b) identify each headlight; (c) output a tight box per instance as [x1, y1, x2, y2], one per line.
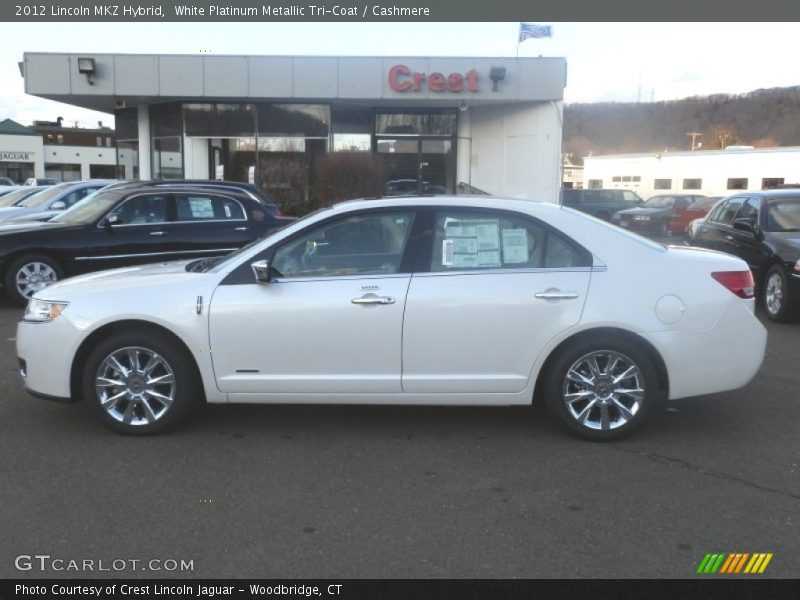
[23, 299, 69, 322]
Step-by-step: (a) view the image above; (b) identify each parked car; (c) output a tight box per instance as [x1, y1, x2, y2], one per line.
[0, 185, 294, 305]
[560, 188, 643, 221]
[0, 187, 46, 209]
[668, 196, 722, 236]
[17, 196, 766, 439]
[0, 177, 15, 186]
[107, 180, 282, 216]
[0, 186, 25, 198]
[691, 190, 800, 322]
[386, 179, 448, 196]
[0, 180, 117, 223]
[24, 178, 59, 186]
[611, 194, 705, 236]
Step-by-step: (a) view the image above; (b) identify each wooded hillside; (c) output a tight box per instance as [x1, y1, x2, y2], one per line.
[563, 86, 800, 164]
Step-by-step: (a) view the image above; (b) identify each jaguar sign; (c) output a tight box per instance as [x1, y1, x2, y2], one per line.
[0, 151, 33, 162]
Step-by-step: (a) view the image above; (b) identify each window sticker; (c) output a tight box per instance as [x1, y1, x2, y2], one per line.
[188, 198, 214, 219]
[501, 228, 529, 264]
[223, 204, 232, 218]
[442, 218, 502, 268]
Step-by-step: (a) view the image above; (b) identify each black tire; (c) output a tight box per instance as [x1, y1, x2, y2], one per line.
[762, 265, 794, 323]
[543, 336, 660, 441]
[82, 329, 202, 435]
[4, 254, 64, 306]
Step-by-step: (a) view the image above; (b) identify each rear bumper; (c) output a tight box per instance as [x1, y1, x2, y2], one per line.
[648, 298, 767, 400]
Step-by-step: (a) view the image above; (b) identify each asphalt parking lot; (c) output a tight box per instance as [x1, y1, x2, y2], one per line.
[0, 295, 798, 579]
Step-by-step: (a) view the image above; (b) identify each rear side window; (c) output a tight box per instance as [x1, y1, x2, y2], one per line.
[175, 194, 245, 221]
[109, 194, 168, 225]
[430, 210, 587, 272]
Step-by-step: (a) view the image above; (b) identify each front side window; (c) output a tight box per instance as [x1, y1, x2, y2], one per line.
[715, 197, 745, 225]
[175, 194, 245, 222]
[108, 194, 168, 225]
[430, 211, 586, 272]
[272, 212, 414, 278]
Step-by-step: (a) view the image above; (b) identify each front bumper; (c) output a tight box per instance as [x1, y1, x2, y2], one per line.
[17, 316, 83, 401]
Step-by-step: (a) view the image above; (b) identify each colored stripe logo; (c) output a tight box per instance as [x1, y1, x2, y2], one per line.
[696, 552, 773, 574]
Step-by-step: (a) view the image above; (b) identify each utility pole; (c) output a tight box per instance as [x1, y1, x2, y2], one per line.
[687, 132, 703, 151]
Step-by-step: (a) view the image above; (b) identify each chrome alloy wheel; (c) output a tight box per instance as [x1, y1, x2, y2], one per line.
[16, 262, 58, 299]
[562, 350, 644, 431]
[95, 347, 176, 426]
[765, 272, 783, 317]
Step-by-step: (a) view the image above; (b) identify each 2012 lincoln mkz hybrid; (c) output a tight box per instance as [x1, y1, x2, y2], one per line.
[16, 196, 768, 440]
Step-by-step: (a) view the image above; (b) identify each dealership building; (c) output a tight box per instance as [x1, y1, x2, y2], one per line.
[20, 53, 567, 207]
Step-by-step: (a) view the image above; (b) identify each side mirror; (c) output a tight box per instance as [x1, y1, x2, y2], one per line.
[251, 259, 271, 284]
[51, 201, 66, 211]
[733, 218, 757, 236]
[103, 214, 121, 228]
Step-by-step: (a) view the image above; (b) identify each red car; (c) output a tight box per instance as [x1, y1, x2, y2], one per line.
[668, 196, 721, 235]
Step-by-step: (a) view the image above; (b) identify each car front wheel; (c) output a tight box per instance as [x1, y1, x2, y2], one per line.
[4, 254, 63, 305]
[544, 338, 659, 440]
[763, 265, 793, 322]
[82, 330, 201, 434]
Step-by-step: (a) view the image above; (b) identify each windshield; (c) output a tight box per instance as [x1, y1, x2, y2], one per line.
[20, 182, 74, 207]
[764, 198, 800, 232]
[644, 196, 676, 208]
[50, 190, 121, 226]
[0, 188, 38, 208]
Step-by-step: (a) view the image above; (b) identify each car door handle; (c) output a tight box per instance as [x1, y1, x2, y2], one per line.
[351, 295, 395, 305]
[234, 226, 248, 231]
[535, 290, 580, 300]
[725, 234, 734, 241]
[149, 231, 166, 236]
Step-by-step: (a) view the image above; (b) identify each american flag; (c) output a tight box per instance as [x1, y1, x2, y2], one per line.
[519, 23, 552, 42]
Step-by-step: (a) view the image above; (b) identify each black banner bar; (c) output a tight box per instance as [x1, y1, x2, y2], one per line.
[4, 0, 800, 22]
[2, 579, 800, 600]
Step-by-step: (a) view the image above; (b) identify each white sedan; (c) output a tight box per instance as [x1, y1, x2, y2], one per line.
[17, 196, 767, 440]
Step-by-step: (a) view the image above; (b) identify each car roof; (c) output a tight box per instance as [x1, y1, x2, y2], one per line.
[114, 185, 255, 200]
[752, 189, 800, 198]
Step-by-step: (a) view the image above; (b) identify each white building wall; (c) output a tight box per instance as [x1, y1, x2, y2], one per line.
[470, 101, 562, 202]
[43, 144, 116, 179]
[584, 148, 800, 199]
[0, 134, 44, 178]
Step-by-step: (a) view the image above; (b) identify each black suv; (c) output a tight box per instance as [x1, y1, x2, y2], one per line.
[691, 190, 800, 322]
[560, 188, 643, 221]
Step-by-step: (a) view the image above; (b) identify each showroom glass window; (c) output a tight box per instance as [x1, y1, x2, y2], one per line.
[115, 107, 139, 180]
[428, 211, 587, 272]
[151, 102, 184, 179]
[332, 106, 372, 153]
[271, 211, 414, 278]
[256, 103, 330, 212]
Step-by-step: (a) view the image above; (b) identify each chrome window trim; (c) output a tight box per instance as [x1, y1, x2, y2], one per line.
[74, 248, 237, 261]
[414, 266, 601, 278]
[269, 273, 411, 283]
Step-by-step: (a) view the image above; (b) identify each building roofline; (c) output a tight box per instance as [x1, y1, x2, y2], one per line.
[585, 146, 800, 160]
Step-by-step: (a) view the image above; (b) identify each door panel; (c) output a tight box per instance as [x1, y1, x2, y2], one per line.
[402, 271, 590, 393]
[209, 276, 410, 394]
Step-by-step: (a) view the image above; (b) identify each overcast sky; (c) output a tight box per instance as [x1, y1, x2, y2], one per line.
[1, 21, 799, 128]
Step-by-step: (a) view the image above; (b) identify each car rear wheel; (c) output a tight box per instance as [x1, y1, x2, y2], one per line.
[763, 265, 794, 322]
[4, 254, 63, 306]
[82, 330, 201, 434]
[544, 338, 659, 440]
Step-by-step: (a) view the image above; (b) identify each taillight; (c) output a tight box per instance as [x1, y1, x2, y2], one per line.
[711, 271, 755, 299]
